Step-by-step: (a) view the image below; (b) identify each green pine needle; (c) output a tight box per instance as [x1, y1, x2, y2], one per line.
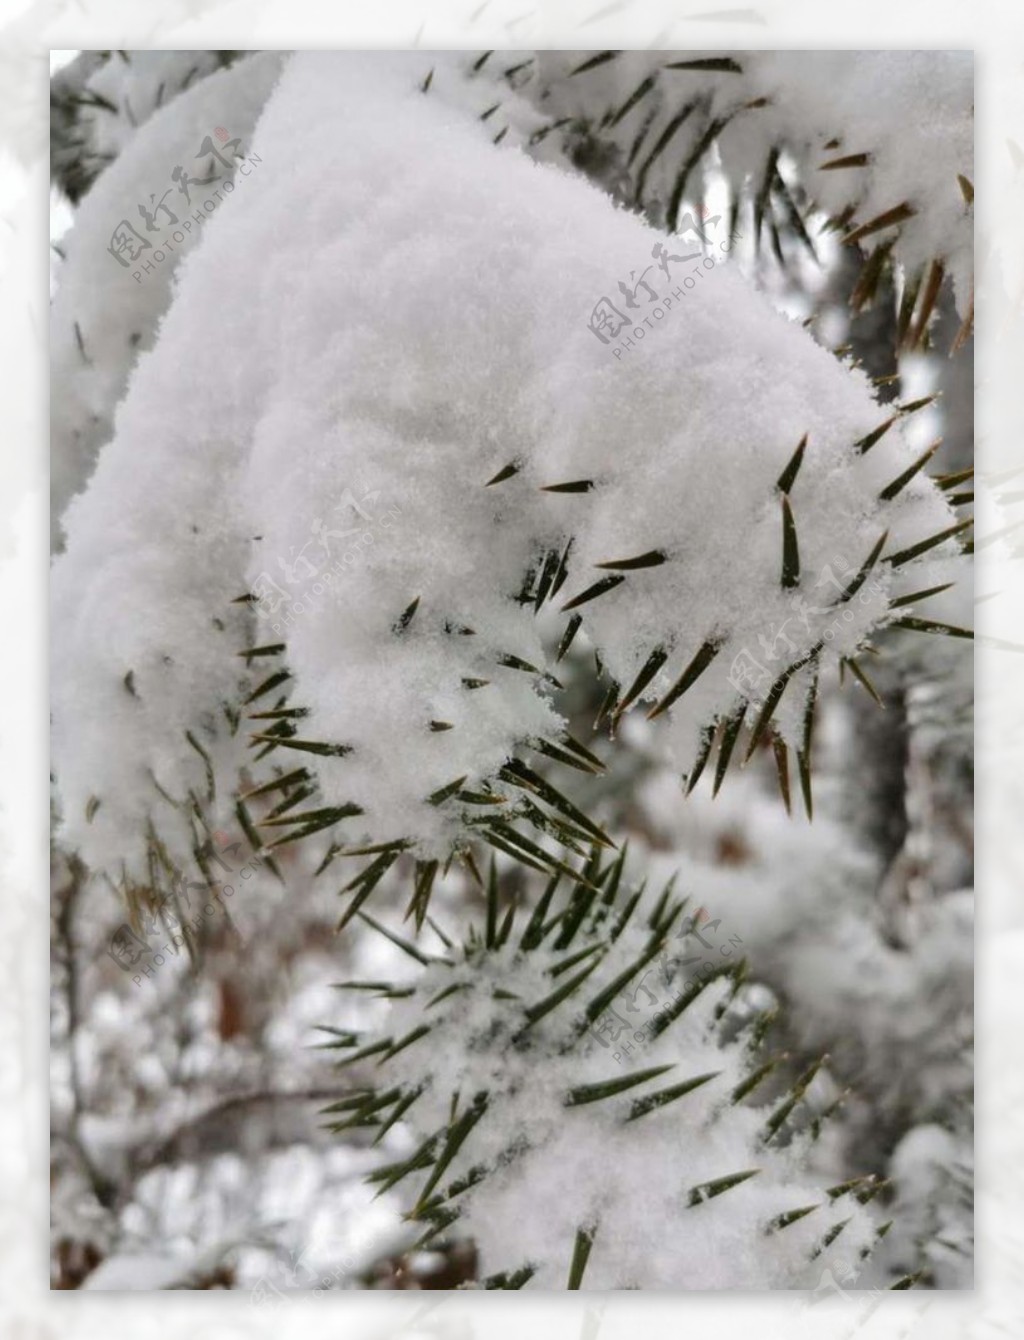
[776, 435, 807, 494]
[594, 549, 666, 571]
[556, 613, 583, 662]
[565, 1064, 675, 1108]
[688, 1169, 760, 1207]
[854, 415, 898, 454]
[713, 702, 748, 796]
[781, 494, 800, 588]
[664, 56, 743, 73]
[891, 615, 973, 639]
[542, 479, 594, 494]
[627, 1070, 720, 1121]
[562, 574, 626, 612]
[885, 519, 972, 567]
[879, 440, 942, 501]
[570, 51, 618, 76]
[249, 735, 352, 757]
[647, 639, 721, 720]
[843, 657, 886, 706]
[567, 1226, 596, 1289]
[517, 957, 605, 1035]
[356, 910, 434, 966]
[244, 668, 291, 704]
[766, 1204, 819, 1233]
[684, 724, 717, 795]
[731, 1052, 788, 1104]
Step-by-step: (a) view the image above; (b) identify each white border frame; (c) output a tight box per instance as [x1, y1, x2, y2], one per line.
[5, 3, 1019, 1335]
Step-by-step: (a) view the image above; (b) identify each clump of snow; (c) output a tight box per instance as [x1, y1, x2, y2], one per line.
[51, 50, 967, 885]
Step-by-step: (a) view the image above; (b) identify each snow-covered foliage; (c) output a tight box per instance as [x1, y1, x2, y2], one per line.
[51, 51, 283, 535]
[50, 51, 246, 202]
[629, 769, 972, 1114]
[51, 51, 969, 897]
[326, 863, 881, 1289]
[49, 47, 973, 1293]
[482, 50, 974, 316]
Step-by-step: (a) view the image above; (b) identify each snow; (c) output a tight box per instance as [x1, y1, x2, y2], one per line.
[41, 39, 981, 1299]
[611, 761, 973, 1287]
[42, 42, 980, 1300]
[361, 886, 877, 1290]
[525, 50, 974, 315]
[82, 1250, 197, 1290]
[629, 766, 973, 1122]
[887, 1124, 973, 1288]
[50, 51, 284, 539]
[51, 51, 968, 886]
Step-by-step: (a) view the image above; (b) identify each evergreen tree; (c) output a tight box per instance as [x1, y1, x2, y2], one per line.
[50, 49, 973, 1291]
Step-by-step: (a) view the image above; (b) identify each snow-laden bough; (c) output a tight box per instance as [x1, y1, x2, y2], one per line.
[51, 52, 971, 910]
